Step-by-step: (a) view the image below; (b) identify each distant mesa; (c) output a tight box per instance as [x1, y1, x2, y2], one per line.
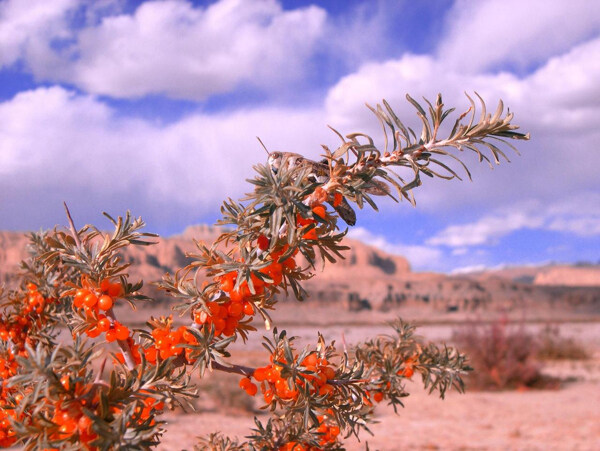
[1, 227, 599, 319]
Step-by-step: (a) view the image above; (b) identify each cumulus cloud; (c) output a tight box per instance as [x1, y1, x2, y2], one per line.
[0, 0, 77, 68]
[426, 209, 544, 248]
[427, 194, 600, 248]
[72, 0, 326, 99]
[2, 0, 328, 100]
[437, 0, 600, 72]
[0, 86, 332, 231]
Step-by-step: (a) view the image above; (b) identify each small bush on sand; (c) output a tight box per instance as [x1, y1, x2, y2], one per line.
[453, 318, 558, 390]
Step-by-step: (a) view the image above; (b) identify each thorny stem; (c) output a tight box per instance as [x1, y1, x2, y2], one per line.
[210, 361, 255, 378]
[327, 379, 367, 387]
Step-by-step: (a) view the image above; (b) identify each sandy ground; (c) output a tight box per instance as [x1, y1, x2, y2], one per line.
[157, 379, 600, 451]
[153, 321, 600, 451]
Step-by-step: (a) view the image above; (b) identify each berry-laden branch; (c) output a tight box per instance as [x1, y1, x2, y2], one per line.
[0, 93, 528, 450]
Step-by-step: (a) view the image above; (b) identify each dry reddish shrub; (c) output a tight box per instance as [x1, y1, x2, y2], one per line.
[452, 318, 558, 390]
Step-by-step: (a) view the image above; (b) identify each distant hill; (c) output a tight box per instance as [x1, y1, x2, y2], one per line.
[1, 227, 599, 319]
[458, 264, 600, 287]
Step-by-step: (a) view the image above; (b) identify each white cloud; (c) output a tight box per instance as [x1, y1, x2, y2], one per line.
[438, 0, 600, 72]
[427, 194, 600, 248]
[426, 209, 544, 247]
[0, 0, 78, 67]
[19, 0, 327, 100]
[544, 195, 600, 236]
[348, 227, 443, 270]
[0, 86, 332, 230]
[0, 0, 402, 101]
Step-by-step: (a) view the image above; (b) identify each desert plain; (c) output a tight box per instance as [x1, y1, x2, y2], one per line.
[1, 227, 599, 450]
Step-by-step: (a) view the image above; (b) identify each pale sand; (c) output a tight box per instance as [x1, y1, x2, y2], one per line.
[157, 378, 600, 450]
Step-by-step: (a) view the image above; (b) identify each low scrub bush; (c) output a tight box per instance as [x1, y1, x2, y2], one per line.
[453, 319, 558, 390]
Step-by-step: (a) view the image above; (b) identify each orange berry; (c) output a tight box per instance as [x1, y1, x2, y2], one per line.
[319, 384, 334, 396]
[225, 316, 238, 329]
[302, 354, 318, 367]
[373, 392, 384, 403]
[100, 279, 111, 292]
[78, 415, 92, 433]
[296, 213, 315, 227]
[206, 302, 220, 316]
[312, 205, 326, 219]
[263, 389, 274, 403]
[253, 367, 269, 382]
[83, 293, 98, 307]
[213, 318, 226, 332]
[402, 367, 414, 378]
[302, 229, 318, 241]
[333, 192, 343, 207]
[145, 346, 157, 363]
[243, 302, 254, 316]
[86, 327, 101, 338]
[105, 329, 117, 342]
[227, 302, 244, 318]
[239, 377, 252, 389]
[219, 272, 236, 292]
[323, 366, 336, 380]
[97, 295, 113, 311]
[257, 234, 270, 251]
[73, 289, 87, 307]
[115, 325, 129, 341]
[108, 282, 122, 297]
[229, 289, 244, 303]
[283, 257, 296, 270]
[60, 375, 70, 391]
[245, 383, 258, 396]
[98, 317, 111, 332]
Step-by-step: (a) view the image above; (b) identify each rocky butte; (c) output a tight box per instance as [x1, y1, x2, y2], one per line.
[1, 227, 599, 320]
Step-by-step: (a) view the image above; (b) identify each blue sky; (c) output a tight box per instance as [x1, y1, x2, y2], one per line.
[1, 0, 599, 272]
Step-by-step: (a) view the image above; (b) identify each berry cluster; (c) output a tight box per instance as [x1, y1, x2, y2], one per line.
[369, 354, 419, 404]
[238, 376, 257, 396]
[245, 352, 336, 405]
[277, 415, 341, 450]
[0, 405, 18, 447]
[67, 277, 129, 341]
[194, 242, 297, 338]
[133, 390, 165, 426]
[0, 283, 51, 349]
[0, 284, 53, 448]
[297, 204, 327, 241]
[49, 402, 98, 447]
[145, 316, 198, 364]
[40, 380, 166, 450]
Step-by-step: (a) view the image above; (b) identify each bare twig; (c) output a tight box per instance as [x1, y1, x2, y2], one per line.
[211, 361, 255, 377]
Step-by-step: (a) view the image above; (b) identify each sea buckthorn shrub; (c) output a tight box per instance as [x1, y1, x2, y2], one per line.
[0, 94, 528, 450]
